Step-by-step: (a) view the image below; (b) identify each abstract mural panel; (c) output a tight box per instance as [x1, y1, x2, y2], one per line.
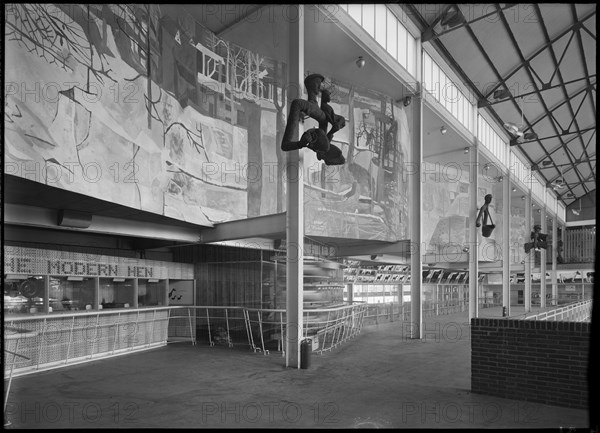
[422, 163, 501, 262]
[4, 4, 283, 226]
[303, 82, 411, 241]
[5, 4, 412, 242]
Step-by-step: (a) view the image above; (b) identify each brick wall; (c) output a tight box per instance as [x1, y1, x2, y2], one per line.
[471, 318, 590, 409]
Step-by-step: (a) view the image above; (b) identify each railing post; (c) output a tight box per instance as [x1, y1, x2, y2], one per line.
[65, 316, 75, 364]
[112, 311, 121, 355]
[148, 309, 156, 348]
[91, 313, 100, 358]
[224, 308, 232, 348]
[38, 318, 47, 370]
[206, 308, 214, 346]
[188, 308, 195, 346]
[257, 311, 267, 355]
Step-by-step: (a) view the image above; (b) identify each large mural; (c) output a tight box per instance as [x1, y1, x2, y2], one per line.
[422, 163, 501, 262]
[4, 4, 413, 242]
[303, 82, 411, 241]
[4, 4, 284, 226]
[5, 4, 412, 242]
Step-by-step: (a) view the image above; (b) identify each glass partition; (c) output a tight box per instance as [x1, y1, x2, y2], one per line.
[49, 276, 95, 312]
[4, 275, 46, 315]
[138, 279, 166, 307]
[99, 278, 135, 309]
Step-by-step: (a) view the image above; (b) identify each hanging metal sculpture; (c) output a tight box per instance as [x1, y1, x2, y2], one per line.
[524, 225, 548, 253]
[475, 194, 495, 237]
[280, 74, 346, 165]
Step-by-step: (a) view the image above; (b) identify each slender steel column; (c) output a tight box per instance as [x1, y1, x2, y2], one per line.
[285, 6, 304, 368]
[540, 206, 547, 308]
[502, 173, 511, 316]
[551, 215, 558, 305]
[524, 191, 532, 312]
[409, 38, 423, 339]
[468, 130, 479, 321]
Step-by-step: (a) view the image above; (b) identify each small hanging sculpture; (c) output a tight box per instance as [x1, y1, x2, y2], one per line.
[524, 224, 548, 253]
[475, 194, 495, 237]
[280, 74, 346, 165]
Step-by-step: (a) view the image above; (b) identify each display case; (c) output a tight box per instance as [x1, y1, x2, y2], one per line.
[49, 276, 96, 312]
[3, 275, 47, 315]
[99, 278, 135, 309]
[138, 279, 167, 307]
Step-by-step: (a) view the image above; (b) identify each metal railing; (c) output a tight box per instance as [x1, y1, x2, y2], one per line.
[523, 299, 593, 322]
[3, 304, 369, 377]
[3, 308, 171, 378]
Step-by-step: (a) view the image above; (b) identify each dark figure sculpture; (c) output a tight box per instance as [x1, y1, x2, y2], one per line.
[556, 240, 564, 264]
[524, 224, 548, 254]
[475, 194, 495, 237]
[280, 74, 346, 166]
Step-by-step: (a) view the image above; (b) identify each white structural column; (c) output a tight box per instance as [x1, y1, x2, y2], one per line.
[540, 206, 547, 308]
[468, 136, 479, 321]
[409, 38, 423, 339]
[524, 191, 532, 312]
[551, 216, 558, 305]
[285, 6, 304, 368]
[502, 173, 511, 316]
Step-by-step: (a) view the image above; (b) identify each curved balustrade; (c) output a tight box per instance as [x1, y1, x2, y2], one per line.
[523, 299, 593, 322]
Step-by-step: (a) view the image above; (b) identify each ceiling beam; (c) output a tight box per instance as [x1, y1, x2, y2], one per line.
[5, 204, 203, 243]
[518, 82, 595, 131]
[422, 4, 518, 42]
[511, 125, 596, 146]
[482, 9, 596, 100]
[497, 5, 587, 202]
[421, 4, 454, 42]
[197, 212, 286, 243]
[334, 240, 411, 258]
[570, 4, 597, 184]
[534, 4, 594, 192]
[478, 75, 594, 108]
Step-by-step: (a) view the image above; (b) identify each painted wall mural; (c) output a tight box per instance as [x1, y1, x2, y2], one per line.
[4, 4, 284, 226]
[422, 163, 501, 262]
[5, 4, 412, 242]
[303, 82, 411, 241]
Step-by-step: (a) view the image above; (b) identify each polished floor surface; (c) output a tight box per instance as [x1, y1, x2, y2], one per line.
[4, 306, 589, 429]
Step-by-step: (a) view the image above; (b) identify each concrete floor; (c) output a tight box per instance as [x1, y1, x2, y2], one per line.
[4, 306, 589, 429]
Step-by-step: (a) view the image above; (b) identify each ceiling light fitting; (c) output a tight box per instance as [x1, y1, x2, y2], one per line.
[503, 96, 526, 138]
[356, 56, 366, 69]
[440, 5, 466, 28]
[571, 200, 582, 216]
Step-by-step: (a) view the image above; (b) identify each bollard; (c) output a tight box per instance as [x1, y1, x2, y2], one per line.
[300, 338, 312, 369]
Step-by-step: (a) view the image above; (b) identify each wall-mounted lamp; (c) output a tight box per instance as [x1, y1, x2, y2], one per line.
[464, 147, 470, 154]
[521, 196, 526, 200]
[512, 187, 517, 192]
[462, 246, 470, 253]
[497, 176, 504, 182]
[356, 56, 366, 68]
[403, 96, 412, 107]
[537, 209, 541, 214]
[440, 125, 447, 135]
[483, 163, 491, 170]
